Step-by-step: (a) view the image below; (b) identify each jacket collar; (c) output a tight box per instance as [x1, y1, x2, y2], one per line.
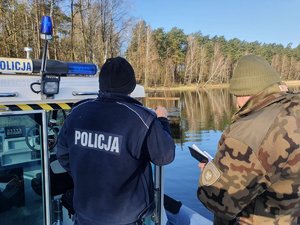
[97, 91, 143, 106]
[231, 84, 289, 123]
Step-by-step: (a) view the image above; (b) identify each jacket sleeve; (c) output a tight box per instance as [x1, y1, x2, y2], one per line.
[197, 135, 272, 220]
[144, 117, 175, 166]
[56, 117, 71, 173]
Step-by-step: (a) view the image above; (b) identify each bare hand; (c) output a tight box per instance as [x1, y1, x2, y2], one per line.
[155, 106, 168, 118]
[198, 162, 207, 171]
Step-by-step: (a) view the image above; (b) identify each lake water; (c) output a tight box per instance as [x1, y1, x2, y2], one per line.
[145, 88, 237, 220]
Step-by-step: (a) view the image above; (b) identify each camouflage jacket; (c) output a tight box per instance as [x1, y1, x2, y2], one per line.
[197, 88, 300, 225]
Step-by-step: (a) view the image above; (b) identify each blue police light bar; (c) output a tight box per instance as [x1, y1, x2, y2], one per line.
[32, 60, 98, 75]
[67, 62, 98, 75]
[40, 16, 53, 40]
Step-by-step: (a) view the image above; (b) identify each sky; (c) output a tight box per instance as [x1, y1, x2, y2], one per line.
[130, 0, 300, 48]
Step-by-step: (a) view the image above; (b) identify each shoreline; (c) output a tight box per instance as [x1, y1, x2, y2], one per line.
[145, 80, 300, 91]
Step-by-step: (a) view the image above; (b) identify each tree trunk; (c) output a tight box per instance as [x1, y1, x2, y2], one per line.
[79, 0, 88, 61]
[71, 0, 75, 61]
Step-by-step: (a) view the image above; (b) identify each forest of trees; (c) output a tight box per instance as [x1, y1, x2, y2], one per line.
[1, 0, 300, 87]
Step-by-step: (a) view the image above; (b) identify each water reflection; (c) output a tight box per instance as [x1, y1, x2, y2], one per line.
[181, 89, 236, 131]
[146, 88, 236, 140]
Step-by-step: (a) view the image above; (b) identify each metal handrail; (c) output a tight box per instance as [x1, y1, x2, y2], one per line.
[42, 111, 52, 225]
[154, 165, 164, 225]
[0, 92, 18, 97]
[72, 91, 98, 96]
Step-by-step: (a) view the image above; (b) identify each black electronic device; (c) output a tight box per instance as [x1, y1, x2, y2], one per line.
[188, 144, 213, 163]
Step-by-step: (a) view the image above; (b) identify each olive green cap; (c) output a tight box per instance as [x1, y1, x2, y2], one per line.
[229, 55, 281, 96]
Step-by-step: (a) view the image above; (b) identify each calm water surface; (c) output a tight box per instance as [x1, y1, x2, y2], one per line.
[146, 88, 236, 220]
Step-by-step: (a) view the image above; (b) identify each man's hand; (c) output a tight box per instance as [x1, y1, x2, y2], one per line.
[198, 162, 207, 171]
[155, 106, 168, 118]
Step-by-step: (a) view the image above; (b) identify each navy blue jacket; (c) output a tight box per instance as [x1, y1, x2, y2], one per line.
[57, 92, 175, 225]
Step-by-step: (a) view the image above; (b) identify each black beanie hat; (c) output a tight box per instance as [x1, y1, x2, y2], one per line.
[99, 57, 136, 95]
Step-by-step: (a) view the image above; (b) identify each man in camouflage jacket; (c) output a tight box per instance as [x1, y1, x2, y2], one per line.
[197, 55, 300, 225]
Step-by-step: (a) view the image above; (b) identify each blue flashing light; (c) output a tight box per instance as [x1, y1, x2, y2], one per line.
[40, 16, 53, 36]
[67, 62, 98, 75]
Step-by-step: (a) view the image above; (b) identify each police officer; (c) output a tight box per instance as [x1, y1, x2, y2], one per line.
[197, 55, 300, 224]
[57, 57, 175, 225]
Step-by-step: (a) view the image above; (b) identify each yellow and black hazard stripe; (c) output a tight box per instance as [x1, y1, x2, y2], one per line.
[0, 103, 74, 111]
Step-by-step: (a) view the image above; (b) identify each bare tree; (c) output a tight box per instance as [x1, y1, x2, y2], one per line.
[281, 55, 290, 80]
[203, 43, 225, 87]
[184, 35, 198, 84]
